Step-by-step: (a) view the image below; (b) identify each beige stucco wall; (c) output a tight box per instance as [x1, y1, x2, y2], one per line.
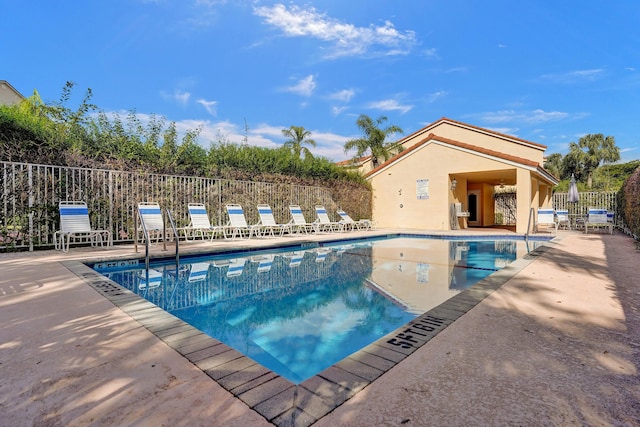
[370, 142, 520, 230]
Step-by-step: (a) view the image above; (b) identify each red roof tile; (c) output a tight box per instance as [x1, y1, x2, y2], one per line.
[365, 133, 542, 178]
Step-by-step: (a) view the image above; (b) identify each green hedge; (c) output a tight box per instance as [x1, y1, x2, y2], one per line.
[618, 165, 640, 240]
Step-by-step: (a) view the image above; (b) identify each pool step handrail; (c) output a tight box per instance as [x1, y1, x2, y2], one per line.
[166, 209, 180, 268]
[525, 207, 535, 241]
[136, 206, 152, 270]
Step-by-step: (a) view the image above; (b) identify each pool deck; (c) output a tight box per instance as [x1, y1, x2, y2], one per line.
[1, 229, 639, 426]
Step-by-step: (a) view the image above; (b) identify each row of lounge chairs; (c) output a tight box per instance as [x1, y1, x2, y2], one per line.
[177, 203, 371, 241]
[54, 201, 370, 252]
[536, 208, 614, 234]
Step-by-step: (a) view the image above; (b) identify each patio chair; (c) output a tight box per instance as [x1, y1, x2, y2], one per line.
[585, 208, 612, 234]
[180, 203, 221, 241]
[314, 206, 344, 232]
[288, 205, 318, 234]
[535, 208, 557, 234]
[256, 204, 290, 237]
[54, 201, 112, 252]
[224, 204, 260, 239]
[556, 209, 570, 230]
[336, 209, 371, 231]
[137, 202, 165, 244]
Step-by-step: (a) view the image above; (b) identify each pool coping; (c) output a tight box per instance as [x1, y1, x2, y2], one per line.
[63, 232, 555, 427]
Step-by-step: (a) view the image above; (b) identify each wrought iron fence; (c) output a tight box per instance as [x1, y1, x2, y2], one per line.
[0, 161, 371, 251]
[494, 192, 517, 225]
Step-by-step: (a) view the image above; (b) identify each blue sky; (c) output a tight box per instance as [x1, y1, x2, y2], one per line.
[3, 0, 639, 163]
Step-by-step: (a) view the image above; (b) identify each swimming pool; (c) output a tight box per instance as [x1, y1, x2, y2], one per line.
[92, 236, 539, 384]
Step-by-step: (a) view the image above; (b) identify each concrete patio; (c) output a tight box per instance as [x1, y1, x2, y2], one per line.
[1, 229, 639, 426]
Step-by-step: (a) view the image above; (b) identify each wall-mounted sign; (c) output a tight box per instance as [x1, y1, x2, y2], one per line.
[416, 179, 429, 200]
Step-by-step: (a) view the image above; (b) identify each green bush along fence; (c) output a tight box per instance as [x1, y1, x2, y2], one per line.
[0, 161, 372, 251]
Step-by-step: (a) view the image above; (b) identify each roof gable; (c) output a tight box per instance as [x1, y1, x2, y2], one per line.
[396, 117, 548, 151]
[0, 80, 25, 105]
[366, 133, 557, 184]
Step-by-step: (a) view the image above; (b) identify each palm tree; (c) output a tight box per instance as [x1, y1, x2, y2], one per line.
[281, 125, 316, 159]
[343, 114, 404, 169]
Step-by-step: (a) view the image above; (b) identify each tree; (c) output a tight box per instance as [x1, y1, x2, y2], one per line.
[543, 153, 563, 179]
[281, 125, 316, 159]
[565, 134, 620, 189]
[343, 114, 404, 169]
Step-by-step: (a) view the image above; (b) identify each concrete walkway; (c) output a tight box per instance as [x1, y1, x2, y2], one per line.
[1, 231, 639, 426]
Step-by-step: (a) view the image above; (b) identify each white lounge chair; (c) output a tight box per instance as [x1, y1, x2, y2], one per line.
[535, 208, 557, 234]
[256, 204, 290, 237]
[54, 201, 112, 252]
[288, 205, 318, 234]
[336, 209, 371, 231]
[138, 202, 165, 244]
[314, 206, 344, 232]
[585, 208, 612, 234]
[555, 209, 570, 230]
[224, 204, 259, 239]
[181, 203, 221, 241]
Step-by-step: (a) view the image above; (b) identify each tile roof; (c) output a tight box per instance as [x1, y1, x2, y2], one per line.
[396, 117, 548, 150]
[337, 117, 548, 168]
[365, 133, 542, 178]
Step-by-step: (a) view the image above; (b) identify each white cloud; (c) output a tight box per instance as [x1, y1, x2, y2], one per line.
[196, 99, 217, 116]
[331, 106, 348, 116]
[254, 4, 417, 59]
[328, 88, 355, 103]
[161, 89, 191, 106]
[422, 48, 438, 59]
[475, 109, 574, 124]
[284, 75, 317, 97]
[426, 90, 447, 103]
[540, 69, 605, 83]
[443, 66, 468, 73]
[367, 99, 413, 114]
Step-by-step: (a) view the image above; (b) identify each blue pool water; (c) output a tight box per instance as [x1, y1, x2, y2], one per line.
[93, 236, 538, 383]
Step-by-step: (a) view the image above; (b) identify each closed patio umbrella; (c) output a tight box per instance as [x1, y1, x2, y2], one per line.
[568, 174, 579, 203]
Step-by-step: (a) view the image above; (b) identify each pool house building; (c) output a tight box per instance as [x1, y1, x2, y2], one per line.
[359, 117, 559, 233]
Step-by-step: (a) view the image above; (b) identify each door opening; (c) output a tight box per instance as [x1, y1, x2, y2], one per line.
[467, 190, 481, 226]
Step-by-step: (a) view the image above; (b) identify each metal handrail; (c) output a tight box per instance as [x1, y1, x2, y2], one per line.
[136, 207, 151, 270]
[166, 209, 180, 268]
[525, 207, 535, 241]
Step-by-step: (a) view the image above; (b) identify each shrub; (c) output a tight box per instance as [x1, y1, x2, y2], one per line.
[618, 164, 640, 240]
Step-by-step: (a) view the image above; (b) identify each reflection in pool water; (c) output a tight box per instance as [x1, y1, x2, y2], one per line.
[95, 237, 534, 383]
